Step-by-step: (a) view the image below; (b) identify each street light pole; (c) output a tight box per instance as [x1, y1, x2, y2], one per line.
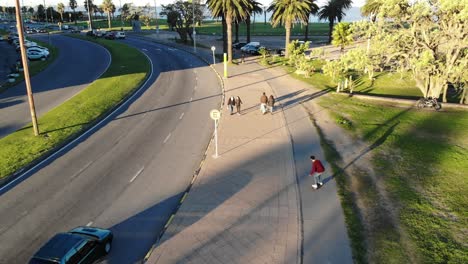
[192, 0, 196, 52]
[154, 0, 158, 35]
[43, 0, 48, 25]
[211, 46, 216, 65]
[14, 0, 39, 136]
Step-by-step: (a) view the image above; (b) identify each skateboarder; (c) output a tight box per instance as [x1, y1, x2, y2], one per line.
[309, 155, 325, 189]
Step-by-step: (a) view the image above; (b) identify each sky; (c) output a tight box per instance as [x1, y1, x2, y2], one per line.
[1, 0, 366, 8]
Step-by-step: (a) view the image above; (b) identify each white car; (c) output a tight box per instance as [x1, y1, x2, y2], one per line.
[115, 31, 125, 39]
[27, 49, 48, 60]
[27, 46, 49, 57]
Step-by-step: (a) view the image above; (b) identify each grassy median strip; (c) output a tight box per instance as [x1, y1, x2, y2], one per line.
[0, 35, 150, 180]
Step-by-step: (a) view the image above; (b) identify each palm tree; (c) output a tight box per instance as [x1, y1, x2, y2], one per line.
[57, 3, 65, 22]
[318, 0, 344, 43]
[84, 0, 94, 29]
[336, 0, 352, 22]
[207, 0, 252, 63]
[304, 0, 319, 41]
[69, 0, 77, 24]
[245, 0, 263, 43]
[361, 0, 381, 22]
[331, 22, 352, 52]
[268, 0, 312, 58]
[101, 0, 114, 29]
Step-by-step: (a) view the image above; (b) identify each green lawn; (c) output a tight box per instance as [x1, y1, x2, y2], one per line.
[0, 35, 150, 180]
[67, 18, 330, 37]
[317, 94, 468, 263]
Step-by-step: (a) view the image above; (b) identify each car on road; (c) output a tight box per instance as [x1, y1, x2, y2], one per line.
[115, 31, 126, 39]
[29, 226, 113, 264]
[104, 32, 115, 40]
[233, 42, 247, 49]
[37, 28, 47, 33]
[241, 42, 261, 54]
[27, 46, 49, 57]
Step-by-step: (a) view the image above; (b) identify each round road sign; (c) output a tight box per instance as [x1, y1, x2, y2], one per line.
[210, 109, 221, 120]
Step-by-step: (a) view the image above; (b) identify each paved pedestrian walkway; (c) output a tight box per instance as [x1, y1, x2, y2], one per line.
[143, 33, 352, 263]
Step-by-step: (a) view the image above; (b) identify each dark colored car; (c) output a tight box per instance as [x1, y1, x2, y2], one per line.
[232, 42, 247, 49]
[29, 226, 113, 264]
[86, 30, 95, 37]
[104, 32, 115, 40]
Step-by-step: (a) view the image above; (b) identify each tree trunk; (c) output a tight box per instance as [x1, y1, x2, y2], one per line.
[246, 16, 251, 43]
[222, 15, 227, 54]
[108, 12, 111, 29]
[328, 20, 333, 43]
[235, 21, 239, 43]
[60, 13, 63, 22]
[285, 20, 291, 58]
[442, 83, 448, 103]
[304, 14, 309, 41]
[460, 86, 467, 104]
[73, 10, 77, 25]
[226, 13, 233, 63]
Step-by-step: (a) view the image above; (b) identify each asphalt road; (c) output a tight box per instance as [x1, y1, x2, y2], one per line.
[0, 36, 221, 263]
[0, 34, 111, 138]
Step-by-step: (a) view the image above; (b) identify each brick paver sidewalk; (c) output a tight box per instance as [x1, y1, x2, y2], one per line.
[147, 57, 301, 263]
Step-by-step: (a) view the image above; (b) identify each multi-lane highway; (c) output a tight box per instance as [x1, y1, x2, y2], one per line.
[0, 36, 221, 263]
[0, 34, 111, 138]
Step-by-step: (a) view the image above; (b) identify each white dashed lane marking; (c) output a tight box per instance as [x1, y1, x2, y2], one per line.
[86, 221, 93, 226]
[164, 133, 172, 144]
[179, 113, 185, 120]
[130, 167, 144, 183]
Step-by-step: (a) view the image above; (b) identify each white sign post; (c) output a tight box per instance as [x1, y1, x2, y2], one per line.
[209, 109, 220, 158]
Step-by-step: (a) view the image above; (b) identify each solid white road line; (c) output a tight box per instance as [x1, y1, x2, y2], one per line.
[130, 167, 144, 183]
[86, 221, 93, 226]
[142, 48, 148, 51]
[163, 133, 172, 144]
[179, 113, 185, 120]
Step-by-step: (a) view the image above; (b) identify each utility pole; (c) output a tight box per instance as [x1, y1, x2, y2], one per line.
[15, 0, 39, 136]
[86, 0, 92, 30]
[154, 0, 158, 35]
[43, 0, 48, 25]
[192, 0, 196, 52]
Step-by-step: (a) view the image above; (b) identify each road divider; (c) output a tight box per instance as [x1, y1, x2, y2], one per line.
[0, 35, 150, 184]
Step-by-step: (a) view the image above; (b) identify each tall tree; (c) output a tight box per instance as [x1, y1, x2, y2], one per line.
[318, 0, 344, 43]
[57, 3, 65, 22]
[361, 0, 381, 22]
[336, 0, 353, 22]
[268, 0, 312, 58]
[244, 0, 263, 43]
[69, 0, 77, 24]
[331, 22, 353, 52]
[84, 0, 94, 28]
[101, 0, 114, 29]
[207, 0, 252, 63]
[304, 0, 319, 41]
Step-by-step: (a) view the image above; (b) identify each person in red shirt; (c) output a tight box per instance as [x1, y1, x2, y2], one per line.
[309, 155, 325, 189]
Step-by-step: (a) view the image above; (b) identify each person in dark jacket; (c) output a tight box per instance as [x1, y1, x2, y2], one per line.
[309, 155, 325, 189]
[235, 96, 243, 115]
[260, 92, 268, 114]
[227, 96, 235, 115]
[267, 95, 275, 114]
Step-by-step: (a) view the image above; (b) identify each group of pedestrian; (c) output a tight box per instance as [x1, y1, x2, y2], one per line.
[226, 96, 243, 115]
[260, 92, 275, 114]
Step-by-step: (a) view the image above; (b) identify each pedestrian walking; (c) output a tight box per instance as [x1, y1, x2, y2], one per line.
[309, 155, 325, 189]
[227, 96, 235, 115]
[260, 92, 268, 114]
[241, 51, 245, 63]
[235, 96, 243, 115]
[267, 95, 275, 114]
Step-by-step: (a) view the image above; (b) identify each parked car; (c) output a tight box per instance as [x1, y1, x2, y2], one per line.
[86, 30, 95, 37]
[37, 28, 47, 33]
[27, 47, 49, 57]
[93, 30, 105, 37]
[241, 42, 261, 54]
[25, 28, 37, 34]
[29, 226, 113, 264]
[27, 49, 48, 60]
[104, 32, 115, 40]
[233, 42, 247, 49]
[115, 31, 126, 39]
